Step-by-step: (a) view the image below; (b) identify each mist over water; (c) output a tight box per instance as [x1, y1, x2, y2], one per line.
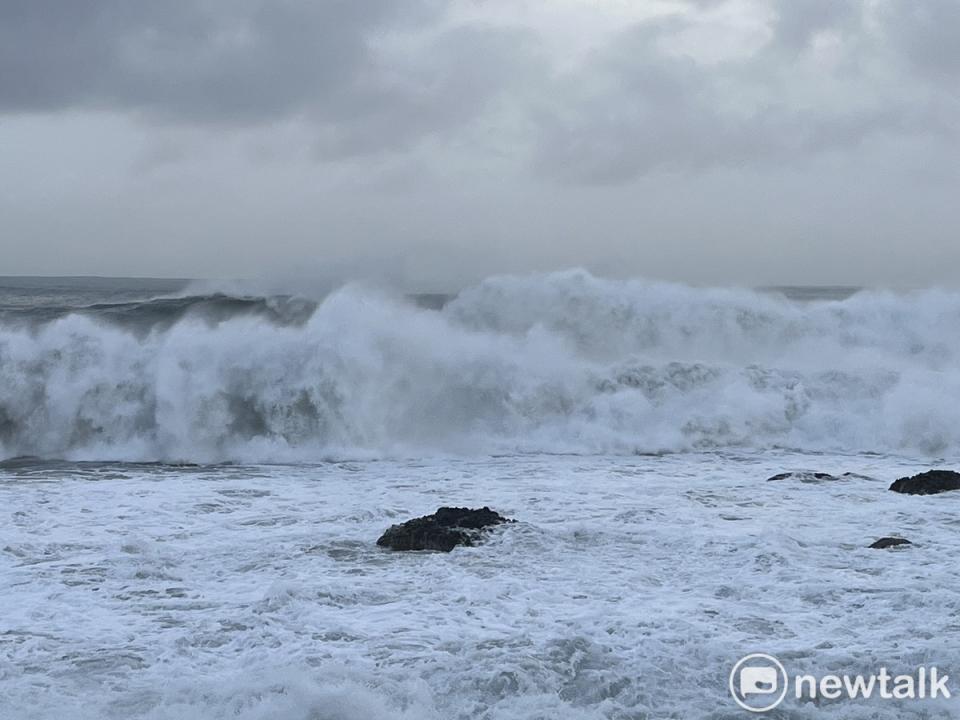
[1, 270, 957, 462]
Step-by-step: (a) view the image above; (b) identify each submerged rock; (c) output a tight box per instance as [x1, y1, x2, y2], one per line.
[766, 471, 873, 483]
[376, 506, 511, 552]
[767, 471, 839, 483]
[889, 470, 960, 495]
[767, 470, 873, 484]
[869, 537, 912, 549]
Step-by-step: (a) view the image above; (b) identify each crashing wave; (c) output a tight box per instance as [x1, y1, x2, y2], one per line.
[1, 270, 958, 461]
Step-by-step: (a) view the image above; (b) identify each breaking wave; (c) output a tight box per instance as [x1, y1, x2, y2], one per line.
[2, 270, 959, 462]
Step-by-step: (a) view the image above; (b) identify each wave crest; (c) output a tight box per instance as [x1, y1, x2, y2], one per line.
[1, 272, 958, 461]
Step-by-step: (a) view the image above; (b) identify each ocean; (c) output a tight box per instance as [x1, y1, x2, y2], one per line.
[1, 272, 957, 719]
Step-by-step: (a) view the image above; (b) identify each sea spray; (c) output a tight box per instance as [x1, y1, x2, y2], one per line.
[1, 270, 959, 461]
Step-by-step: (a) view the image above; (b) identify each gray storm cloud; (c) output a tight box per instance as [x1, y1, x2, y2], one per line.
[0, 0, 536, 157]
[0, 0, 958, 284]
[5, 0, 955, 171]
[533, 1, 957, 183]
[0, 1, 423, 119]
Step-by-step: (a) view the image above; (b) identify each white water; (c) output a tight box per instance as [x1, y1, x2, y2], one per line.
[2, 452, 957, 719]
[3, 274, 958, 718]
[2, 270, 960, 462]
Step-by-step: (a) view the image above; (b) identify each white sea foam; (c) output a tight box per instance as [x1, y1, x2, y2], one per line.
[2, 453, 957, 719]
[2, 270, 959, 462]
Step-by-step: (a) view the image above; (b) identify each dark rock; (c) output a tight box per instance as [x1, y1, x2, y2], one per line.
[889, 470, 960, 495]
[869, 537, 913, 549]
[376, 506, 512, 552]
[766, 471, 840, 483]
[767, 471, 874, 483]
[841, 472, 875, 481]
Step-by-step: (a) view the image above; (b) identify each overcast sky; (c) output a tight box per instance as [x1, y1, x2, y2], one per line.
[1, 0, 958, 288]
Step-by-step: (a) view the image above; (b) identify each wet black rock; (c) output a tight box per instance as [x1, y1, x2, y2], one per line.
[376, 506, 512, 552]
[869, 537, 913, 549]
[766, 471, 873, 483]
[767, 471, 838, 483]
[889, 470, 960, 495]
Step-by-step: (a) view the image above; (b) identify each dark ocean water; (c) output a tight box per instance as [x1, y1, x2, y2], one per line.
[0, 276, 190, 309]
[0, 276, 861, 310]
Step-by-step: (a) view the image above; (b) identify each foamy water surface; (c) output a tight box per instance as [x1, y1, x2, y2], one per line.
[3, 451, 958, 719]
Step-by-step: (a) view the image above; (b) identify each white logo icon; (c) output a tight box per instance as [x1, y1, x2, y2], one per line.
[740, 666, 778, 696]
[730, 654, 788, 712]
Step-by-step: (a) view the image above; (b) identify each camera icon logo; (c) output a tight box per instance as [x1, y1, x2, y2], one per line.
[729, 653, 788, 712]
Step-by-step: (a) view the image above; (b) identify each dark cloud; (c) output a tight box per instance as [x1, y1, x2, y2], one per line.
[1, 1, 386, 118]
[0, 0, 957, 182]
[0, 0, 535, 157]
